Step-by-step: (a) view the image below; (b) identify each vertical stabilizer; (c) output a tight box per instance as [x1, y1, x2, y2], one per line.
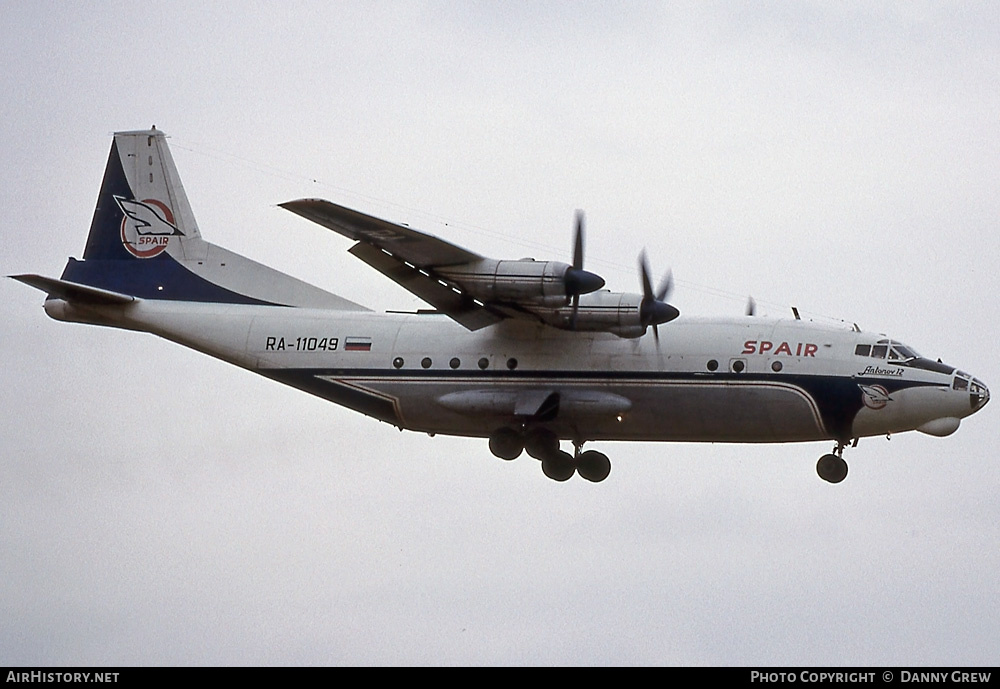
[118, 128, 201, 242]
[59, 128, 367, 310]
[83, 128, 205, 261]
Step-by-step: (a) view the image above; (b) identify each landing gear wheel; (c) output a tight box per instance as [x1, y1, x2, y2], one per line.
[816, 453, 848, 484]
[541, 450, 576, 482]
[576, 450, 611, 483]
[524, 429, 559, 460]
[488, 427, 523, 460]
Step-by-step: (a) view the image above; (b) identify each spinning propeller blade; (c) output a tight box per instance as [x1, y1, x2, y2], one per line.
[638, 250, 680, 343]
[565, 210, 604, 328]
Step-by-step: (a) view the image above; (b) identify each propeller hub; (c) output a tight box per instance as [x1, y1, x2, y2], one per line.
[637, 250, 679, 334]
[565, 268, 605, 296]
[641, 300, 680, 326]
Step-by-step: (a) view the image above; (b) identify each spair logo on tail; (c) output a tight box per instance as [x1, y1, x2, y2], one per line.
[114, 196, 184, 258]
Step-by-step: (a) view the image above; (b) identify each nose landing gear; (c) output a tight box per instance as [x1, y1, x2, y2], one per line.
[816, 442, 849, 484]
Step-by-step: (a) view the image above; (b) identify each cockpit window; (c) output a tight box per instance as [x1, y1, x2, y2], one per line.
[876, 339, 920, 359]
[858, 338, 934, 368]
[954, 377, 969, 391]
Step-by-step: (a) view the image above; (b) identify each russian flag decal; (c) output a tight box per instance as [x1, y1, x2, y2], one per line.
[344, 337, 372, 352]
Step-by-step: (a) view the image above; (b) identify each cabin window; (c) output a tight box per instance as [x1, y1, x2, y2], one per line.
[771, 361, 783, 372]
[478, 357, 489, 370]
[392, 357, 404, 369]
[855, 344, 871, 357]
[449, 357, 461, 369]
[421, 357, 432, 369]
[731, 359, 746, 373]
[506, 357, 518, 370]
[706, 359, 718, 371]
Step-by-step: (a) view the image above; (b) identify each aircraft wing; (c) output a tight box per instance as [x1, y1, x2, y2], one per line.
[281, 199, 504, 330]
[346, 242, 503, 330]
[279, 199, 481, 267]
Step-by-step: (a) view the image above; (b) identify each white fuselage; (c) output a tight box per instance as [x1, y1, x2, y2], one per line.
[44, 298, 986, 447]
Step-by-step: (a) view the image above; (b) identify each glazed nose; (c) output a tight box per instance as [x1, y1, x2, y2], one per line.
[971, 378, 989, 411]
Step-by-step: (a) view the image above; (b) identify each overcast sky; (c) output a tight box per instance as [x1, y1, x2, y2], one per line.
[2, 1, 998, 666]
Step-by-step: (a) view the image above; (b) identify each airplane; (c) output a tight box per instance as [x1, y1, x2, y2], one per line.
[12, 128, 990, 483]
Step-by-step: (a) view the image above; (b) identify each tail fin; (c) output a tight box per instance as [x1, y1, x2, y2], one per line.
[57, 128, 366, 310]
[81, 127, 203, 261]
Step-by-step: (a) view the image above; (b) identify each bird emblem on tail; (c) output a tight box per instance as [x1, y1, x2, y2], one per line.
[114, 196, 184, 258]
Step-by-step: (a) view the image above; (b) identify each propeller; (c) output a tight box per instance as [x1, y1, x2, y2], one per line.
[565, 210, 605, 328]
[638, 250, 680, 344]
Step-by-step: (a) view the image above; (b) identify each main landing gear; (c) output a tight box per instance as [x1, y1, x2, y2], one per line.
[488, 427, 611, 483]
[493, 428, 855, 484]
[816, 442, 849, 484]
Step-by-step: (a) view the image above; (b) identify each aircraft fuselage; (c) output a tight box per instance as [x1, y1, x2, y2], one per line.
[44, 298, 986, 448]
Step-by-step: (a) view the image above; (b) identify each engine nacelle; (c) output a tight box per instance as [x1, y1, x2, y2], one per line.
[439, 259, 574, 306]
[532, 291, 648, 338]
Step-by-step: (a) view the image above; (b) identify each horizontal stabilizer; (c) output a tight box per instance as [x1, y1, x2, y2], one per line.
[10, 274, 136, 305]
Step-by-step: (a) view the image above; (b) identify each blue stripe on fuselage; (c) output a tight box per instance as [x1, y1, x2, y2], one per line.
[261, 367, 944, 441]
